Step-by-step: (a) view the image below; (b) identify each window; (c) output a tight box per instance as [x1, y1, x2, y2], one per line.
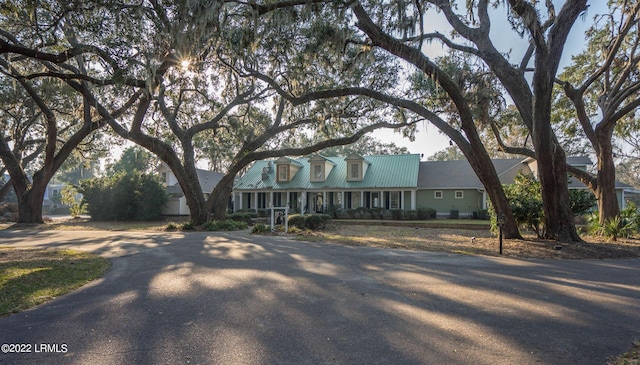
[390, 192, 399, 209]
[350, 162, 360, 180]
[434, 191, 443, 199]
[455, 191, 464, 199]
[313, 164, 323, 180]
[277, 165, 288, 182]
[161, 172, 167, 184]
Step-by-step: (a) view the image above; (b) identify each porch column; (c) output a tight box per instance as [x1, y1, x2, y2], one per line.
[286, 191, 290, 209]
[238, 193, 242, 212]
[323, 191, 327, 211]
[400, 190, 404, 210]
[411, 190, 416, 210]
[380, 190, 384, 208]
[254, 191, 258, 212]
[360, 191, 364, 208]
[269, 191, 274, 208]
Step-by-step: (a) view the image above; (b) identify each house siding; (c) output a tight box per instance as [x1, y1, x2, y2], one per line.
[417, 189, 483, 217]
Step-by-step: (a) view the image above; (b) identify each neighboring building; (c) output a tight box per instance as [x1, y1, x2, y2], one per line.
[157, 163, 224, 215]
[232, 154, 634, 218]
[42, 183, 65, 213]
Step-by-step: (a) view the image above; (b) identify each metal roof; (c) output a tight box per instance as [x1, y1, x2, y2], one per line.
[234, 154, 421, 190]
[417, 159, 530, 189]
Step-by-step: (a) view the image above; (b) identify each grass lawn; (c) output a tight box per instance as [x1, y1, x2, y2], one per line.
[0, 247, 110, 317]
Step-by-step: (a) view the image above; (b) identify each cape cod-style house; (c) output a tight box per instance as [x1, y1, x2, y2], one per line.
[232, 154, 635, 218]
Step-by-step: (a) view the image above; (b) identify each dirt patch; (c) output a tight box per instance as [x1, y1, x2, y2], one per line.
[308, 224, 640, 259]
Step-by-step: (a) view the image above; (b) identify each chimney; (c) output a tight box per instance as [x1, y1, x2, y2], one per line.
[268, 161, 274, 173]
[262, 167, 269, 180]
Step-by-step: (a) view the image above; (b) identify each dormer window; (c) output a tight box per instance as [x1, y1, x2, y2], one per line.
[313, 164, 323, 180]
[345, 154, 369, 182]
[350, 162, 360, 180]
[277, 165, 289, 182]
[275, 157, 302, 183]
[308, 154, 335, 182]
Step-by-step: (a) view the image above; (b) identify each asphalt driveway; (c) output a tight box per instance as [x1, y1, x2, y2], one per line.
[0, 229, 639, 364]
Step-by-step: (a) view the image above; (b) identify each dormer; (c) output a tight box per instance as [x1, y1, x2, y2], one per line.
[345, 154, 371, 182]
[275, 157, 302, 183]
[308, 155, 336, 182]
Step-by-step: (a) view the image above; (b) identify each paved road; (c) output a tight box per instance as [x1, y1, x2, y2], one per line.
[0, 229, 639, 365]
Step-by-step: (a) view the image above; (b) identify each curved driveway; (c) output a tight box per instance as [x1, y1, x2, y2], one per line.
[0, 229, 639, 364]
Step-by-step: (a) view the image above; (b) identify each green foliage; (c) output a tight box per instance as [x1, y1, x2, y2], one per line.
[288, 214, 307, 229]
[203, 220, 248, 231]
[355, 207, 367, 219]
[502, 172, 544, 237]
[405, 210, 417, 220]
[79, 171, 168, 221]
[251, 223, 270, 234]
[287, 213, 331, 230]
[108, 146, 157, 174]
[417, 208, 436, 220]
[305, 214, 331, 230]
[60, 184, 86, 218]
[568, 189, 597, 216]
[390, 209, 403, 220]
[326, 203, 343, 219]
[368, 207, 384, 219]
[229, 212, 253, 224]
[180, 221, 195, 231]
[589, 215, 634, 242]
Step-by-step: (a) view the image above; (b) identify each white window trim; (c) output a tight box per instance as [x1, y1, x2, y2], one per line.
[277, 165, 289, 182]
[455, 190, 464, 199]
[434, 191, 443, 199]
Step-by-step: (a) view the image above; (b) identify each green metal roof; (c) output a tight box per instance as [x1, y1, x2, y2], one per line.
[234, 154, 420, 191]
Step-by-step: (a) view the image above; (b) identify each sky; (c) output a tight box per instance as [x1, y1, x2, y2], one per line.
[373, 1, 608, 160]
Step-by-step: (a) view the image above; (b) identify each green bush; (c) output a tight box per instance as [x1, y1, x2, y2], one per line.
[251, 223, 270, 234]
[79, 171, 168, 221]
[180, 221, 195, 230]
[355, 207, 367, 219]
[569, 189, 597, 216]
[305, 214, 325, 230]
[417, 207, 436, 220]
[390, 209, 403, 220]
[326, 204, 343, 219]
[288, 214, 307, 229]
[346, 209, 357, 219]
[203, 219, 248, 231]
[230, 212, 253, 224]
[405, 210, 417, 220]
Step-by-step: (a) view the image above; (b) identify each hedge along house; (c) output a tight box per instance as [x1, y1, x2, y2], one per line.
[232, 154, 421, 214]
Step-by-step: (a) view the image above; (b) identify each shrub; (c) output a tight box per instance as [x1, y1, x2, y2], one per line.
[476, 210, 490, 220]
[405, 210, 417, 220]
[369, 207, 384, 219]
[230, 212, 253, 224]
[417, 208, 436, 220]
[180, 221, 195, 230]
[346, 209, 357, 219]
[590, 215, 634, 242]
[251, 223, 270, 234]
[305, 214, 325, 230]
[390, 209, 403, 220]
[569, 189, 597, 216]
[355, 207, 367, 219]
[79, 171, 168, 221]
[288, 214, 307, 229]
[165, 222, 178, 231]
[257, 209, 269, 217]
[204, 219, 248, 231]
[326, 204, 343, 219]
